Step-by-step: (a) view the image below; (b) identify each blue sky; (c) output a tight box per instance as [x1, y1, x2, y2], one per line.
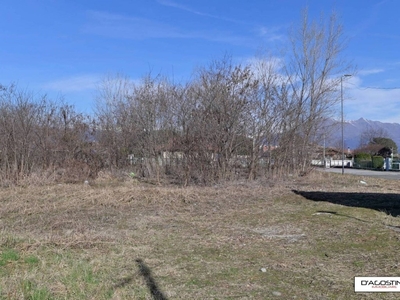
[1, 0, 400, 123]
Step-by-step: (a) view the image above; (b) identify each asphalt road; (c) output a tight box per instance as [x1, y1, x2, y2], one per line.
[322, 167, 400, 180]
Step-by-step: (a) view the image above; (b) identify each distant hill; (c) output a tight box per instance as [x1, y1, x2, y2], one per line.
[323, 118, 400, 151]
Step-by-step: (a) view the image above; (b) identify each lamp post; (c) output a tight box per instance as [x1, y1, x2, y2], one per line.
[341, 74, 352, 175]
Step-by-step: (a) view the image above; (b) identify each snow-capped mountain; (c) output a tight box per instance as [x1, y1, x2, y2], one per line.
[324, 118, 400, 150]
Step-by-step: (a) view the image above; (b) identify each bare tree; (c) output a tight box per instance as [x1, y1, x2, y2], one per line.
[184, 57, 256, 183]
[246, 56, 283, 179]
[128, 75, 176, 182]
[281, 9, 352, 174]
[0, 84, 43, 181]
[358, 126, 390, 148]
[95, 74, 134, 169]
[95, 73, 178, 183]
[0, 84, 97, 184]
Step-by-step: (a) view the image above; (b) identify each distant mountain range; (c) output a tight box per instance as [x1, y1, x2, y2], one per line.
[323, 118, 400, 151]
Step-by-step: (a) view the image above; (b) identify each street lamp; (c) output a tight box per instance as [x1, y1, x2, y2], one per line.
[341, 74, 352, 175]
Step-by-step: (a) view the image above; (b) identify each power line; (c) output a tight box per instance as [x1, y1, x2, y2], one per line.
[347, 83, 400, 90]
[356, 86, 400, 90]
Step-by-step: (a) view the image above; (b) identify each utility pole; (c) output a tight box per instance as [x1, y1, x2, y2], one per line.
[341, 74, 352, 175]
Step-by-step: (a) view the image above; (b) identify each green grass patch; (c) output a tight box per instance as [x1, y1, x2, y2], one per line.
[21, 280, 53, 300]
[24, 255, 40, 265]
[0, 249, 20, 266]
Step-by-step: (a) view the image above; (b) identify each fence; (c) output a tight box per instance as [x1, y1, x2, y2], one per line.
[312, 157, 400, 171]
[311, 159, 353, 168]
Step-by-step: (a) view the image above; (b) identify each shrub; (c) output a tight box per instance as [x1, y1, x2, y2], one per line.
[354, 153, 371, 161]
[372, 156, 384, 169]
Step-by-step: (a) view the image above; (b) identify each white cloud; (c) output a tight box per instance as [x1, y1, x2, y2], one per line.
[84, 10, 250, 45]
[344, 76, 400, 123]
[257, 26, 285, 42]
[157, 0, 245, 24]
[358, 68, 385, 76]
[43, 74, 100, 92]
[158, 0, 214, 18]
[246, 56, 284, 79]
[83, 10, 185, 39]
[158, 2, 282, 46]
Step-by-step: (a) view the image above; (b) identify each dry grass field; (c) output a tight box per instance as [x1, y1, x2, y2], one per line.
[1, 171, 400, 299]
